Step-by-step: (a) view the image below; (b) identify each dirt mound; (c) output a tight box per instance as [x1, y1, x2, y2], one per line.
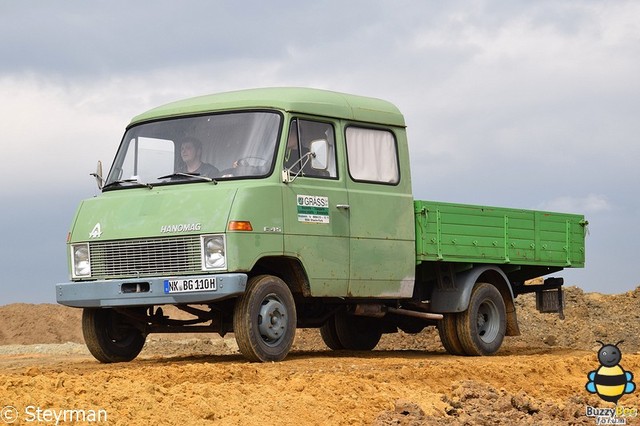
[0, 303, 83, 345]
[374, 381, 596, 425]
[510, 285, 640, 353]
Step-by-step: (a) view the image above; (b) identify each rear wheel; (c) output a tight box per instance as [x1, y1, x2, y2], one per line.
[437, 313, 466, 355]
[82, 308, 146, 363]
[334, 311, 382, 351]
[233, 275, 297, 362]
[456, 283, 506, 356]
[319, 315, 344, 350]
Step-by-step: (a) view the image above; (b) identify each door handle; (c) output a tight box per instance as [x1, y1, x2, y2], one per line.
[336, 204, 350, 210]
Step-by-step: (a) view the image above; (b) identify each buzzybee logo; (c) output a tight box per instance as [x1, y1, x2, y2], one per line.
[586, 340, 635, 404]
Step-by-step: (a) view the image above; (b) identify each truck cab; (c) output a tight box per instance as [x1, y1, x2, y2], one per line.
[57, 88, 586, 363]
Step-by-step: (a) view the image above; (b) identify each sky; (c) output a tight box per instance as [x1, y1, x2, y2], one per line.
[1, 0, 639, 304]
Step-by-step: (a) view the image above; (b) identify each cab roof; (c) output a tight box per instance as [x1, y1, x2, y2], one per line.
[129, 87, 405, 128]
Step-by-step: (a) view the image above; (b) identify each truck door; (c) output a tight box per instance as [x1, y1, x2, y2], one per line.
[343, 126, 415, 298]
[282, 119, 350, 296]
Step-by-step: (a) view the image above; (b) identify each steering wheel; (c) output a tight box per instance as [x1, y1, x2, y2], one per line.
[235, 156, 268, 168]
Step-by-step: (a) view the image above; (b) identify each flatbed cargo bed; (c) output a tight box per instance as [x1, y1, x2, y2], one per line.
[414, 200, 587, 268]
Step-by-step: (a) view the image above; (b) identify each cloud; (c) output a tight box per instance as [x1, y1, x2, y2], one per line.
[0, 2, 293, 76]
[538, 194, 612, 214]
[1, 0, 640, 299]
[0, 63, 289, 195]
[0, 76, 125, 195]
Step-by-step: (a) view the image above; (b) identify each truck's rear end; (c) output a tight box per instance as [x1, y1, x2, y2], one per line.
[412, 200, 587, 355]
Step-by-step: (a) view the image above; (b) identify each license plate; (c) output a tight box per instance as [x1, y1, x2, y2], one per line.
[163, 277, 217, 294]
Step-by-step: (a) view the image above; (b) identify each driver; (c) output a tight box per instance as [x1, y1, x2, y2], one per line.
[178, 138, 219, 178]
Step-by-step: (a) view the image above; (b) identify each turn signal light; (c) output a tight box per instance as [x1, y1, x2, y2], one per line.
[228, 221, 253, 231]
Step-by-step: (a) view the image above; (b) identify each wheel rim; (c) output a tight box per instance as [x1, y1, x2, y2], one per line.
[258, 294, 288, 346]
[106, 312, 140, 348]
[476, 299, 500, 343]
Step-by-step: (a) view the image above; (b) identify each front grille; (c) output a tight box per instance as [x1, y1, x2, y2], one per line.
[89, 236, 202, 279]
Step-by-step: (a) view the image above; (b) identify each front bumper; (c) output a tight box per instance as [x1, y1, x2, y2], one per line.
[56, 273, 247, 308]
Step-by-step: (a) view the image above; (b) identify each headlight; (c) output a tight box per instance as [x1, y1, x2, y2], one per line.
[201, 235, 226, 271]
[71, 243, 91, 278]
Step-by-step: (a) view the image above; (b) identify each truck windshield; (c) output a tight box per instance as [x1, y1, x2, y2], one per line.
[104, 111, 281, 188]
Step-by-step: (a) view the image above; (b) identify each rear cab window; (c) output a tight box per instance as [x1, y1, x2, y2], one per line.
[345, 127, 399, 184]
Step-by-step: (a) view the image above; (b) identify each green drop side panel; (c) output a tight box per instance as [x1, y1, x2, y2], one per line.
[414, 201, 586, 268]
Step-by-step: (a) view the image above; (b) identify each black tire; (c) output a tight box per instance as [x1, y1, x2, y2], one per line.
[82, 308, 146, 363]
[319, 315, 344, 350]
[456, 283, 506, 356]
[334, 310, 382, 351]
[437, 313, 466, 355]
[395, 316, 426, 334]
[233, 275, 297, 362]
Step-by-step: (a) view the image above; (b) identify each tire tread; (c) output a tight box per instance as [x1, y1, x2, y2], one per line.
[437, 313, 466, 355]
[233, 275, 296, 362]
[82, 308, 145, 363]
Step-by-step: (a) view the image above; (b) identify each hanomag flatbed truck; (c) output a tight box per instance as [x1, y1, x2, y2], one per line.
[56, 88, 587, 363]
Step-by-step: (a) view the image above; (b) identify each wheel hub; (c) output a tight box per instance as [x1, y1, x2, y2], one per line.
[258, 296, 287, 345]
[476, 300, 499, 343]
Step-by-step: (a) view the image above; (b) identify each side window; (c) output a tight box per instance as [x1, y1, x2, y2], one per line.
[284, 119, 337, 178]
[284, 120, 301, 173]
[345, 127, 399, 184]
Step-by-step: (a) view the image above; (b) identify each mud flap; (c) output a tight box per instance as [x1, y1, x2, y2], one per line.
[536, 286, 565, 320]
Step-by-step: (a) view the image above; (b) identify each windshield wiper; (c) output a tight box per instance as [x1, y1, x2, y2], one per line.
[102, 178, 153, 190]
[157, 173, 217, 184]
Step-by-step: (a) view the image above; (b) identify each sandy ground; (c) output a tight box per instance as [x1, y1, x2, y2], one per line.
[1, 286, 639, 425]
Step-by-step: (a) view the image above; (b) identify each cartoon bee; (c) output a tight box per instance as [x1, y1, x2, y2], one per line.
[586, 340, 636, 404]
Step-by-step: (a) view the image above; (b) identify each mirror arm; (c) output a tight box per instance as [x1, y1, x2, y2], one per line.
[282, 152, 315, 184]
[90, 173, 104, 186]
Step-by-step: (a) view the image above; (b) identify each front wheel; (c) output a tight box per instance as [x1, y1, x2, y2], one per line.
[82, 308, 146, 363]
[233, 275, 297, 362]
[456, 283, 506, 356]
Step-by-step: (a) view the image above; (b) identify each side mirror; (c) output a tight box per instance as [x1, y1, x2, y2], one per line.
[282, 139, 329, 184]
[310, 139, 328, 170]
[90, 161, 104, 189]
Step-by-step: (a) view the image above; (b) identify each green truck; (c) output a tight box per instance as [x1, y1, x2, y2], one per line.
[56, 88, 587, 363]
